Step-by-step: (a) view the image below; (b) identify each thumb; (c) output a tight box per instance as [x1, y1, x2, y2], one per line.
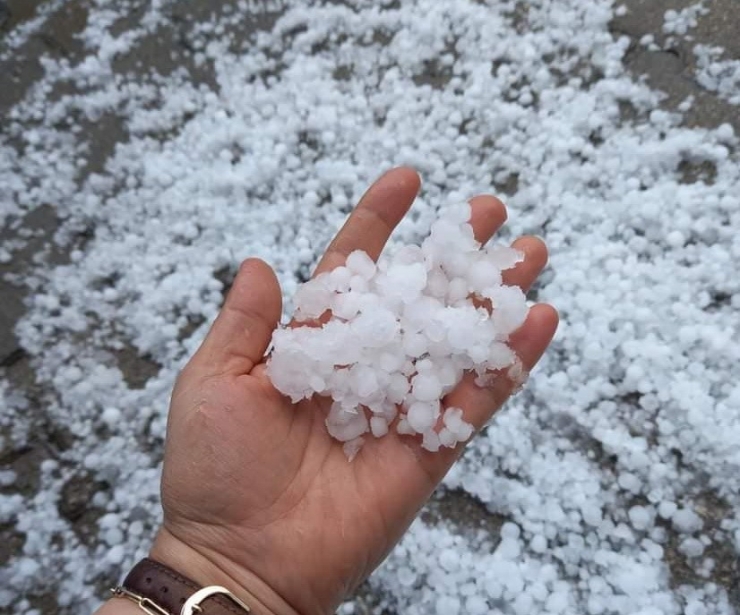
[190, 258, 282, 377]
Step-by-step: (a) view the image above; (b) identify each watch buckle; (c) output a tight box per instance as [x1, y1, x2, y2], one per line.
[181, 585, 251, 615]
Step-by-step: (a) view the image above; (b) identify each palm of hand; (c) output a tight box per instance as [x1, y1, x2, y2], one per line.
[152, 168, 558, 615]
[161, 367, 436, 614]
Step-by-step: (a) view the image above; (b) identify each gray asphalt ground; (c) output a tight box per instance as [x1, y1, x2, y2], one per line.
[1, 0, 738, 612]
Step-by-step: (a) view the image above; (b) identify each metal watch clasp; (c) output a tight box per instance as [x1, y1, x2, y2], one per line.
[181, 585, 251, 615]
[111, 587, 170, 615]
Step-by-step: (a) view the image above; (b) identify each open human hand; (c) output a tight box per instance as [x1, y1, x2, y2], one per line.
[145, 167, 558, 615]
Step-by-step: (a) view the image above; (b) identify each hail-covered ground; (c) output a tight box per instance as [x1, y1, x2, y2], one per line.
[0, 1, 739, 614]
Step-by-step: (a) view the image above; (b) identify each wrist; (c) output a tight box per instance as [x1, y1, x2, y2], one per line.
[149, 526, 301, 615]
[98, 595, 145, 615]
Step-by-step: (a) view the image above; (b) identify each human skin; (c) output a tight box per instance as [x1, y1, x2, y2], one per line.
[97, 167, 558, 615]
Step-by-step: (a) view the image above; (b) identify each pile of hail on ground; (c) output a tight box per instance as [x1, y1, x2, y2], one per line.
[0, 0, 739, 614]
[267, 202, 528, 458]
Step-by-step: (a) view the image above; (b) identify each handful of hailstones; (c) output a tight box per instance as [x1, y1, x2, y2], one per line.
[266, 202, 529, 460]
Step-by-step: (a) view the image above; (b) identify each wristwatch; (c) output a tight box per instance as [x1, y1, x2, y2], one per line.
[111, 558, 251, 615]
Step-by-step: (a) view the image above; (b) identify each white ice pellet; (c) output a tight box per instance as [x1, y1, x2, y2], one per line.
[422, 430, 441, 452]
[465, 596, 489, 615]
[103, 527, 124, 546]
[530, 534, 548, 553]
[487, 342, 516, 369]
[346, 250, 377, 280]
[398, 566, 416, 587]
[267, 206, 527, 455]
[439, 548, 461, 571]
[407, 401, 440, 433]
[435, 595, 461, 615]
[101, 407, 121, 426]
[437, 362, 460, 387]
[350, 364, 379, 400]
[628, 505, 653, 531]
[370, 416, 389, 438]
[326, 403, 369, 442]
[308, 375, 325, 393]
[443, 407, 464, 431]
[441, 407, 474, 442]
[672, 508, 704, 533]
[446, 277, 469, 302]
[411, 373, 443, 402]
[618, 472, 642, 494]
[455, 420, 475, 442]
[348, 275, 368, 293]
[342, 437, 365, 462]
[486, 245, 525, 270]
[658, 500, 677, 519]
[387, 373, 411, 403]
[332, 292, 362, 320]
[427, 269, 449, 298]
[403, 332, 429, 358]
[501, 522, 521, 539]
[396, 417, 415, 435]
[486, 285, 529, 336]
[467, 258, 503, 290]
[679, 537, 705, 558]
[293, 281, 332, 321]
[438, 428, 457, 448]
[105, 545, 125, 565]
[443, 200, 474, 224]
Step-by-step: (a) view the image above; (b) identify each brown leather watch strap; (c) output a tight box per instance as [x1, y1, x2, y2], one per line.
[120, 558, 249, 615]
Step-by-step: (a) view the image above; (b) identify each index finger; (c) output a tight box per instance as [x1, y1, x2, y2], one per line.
[313, 167, 421, 276]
